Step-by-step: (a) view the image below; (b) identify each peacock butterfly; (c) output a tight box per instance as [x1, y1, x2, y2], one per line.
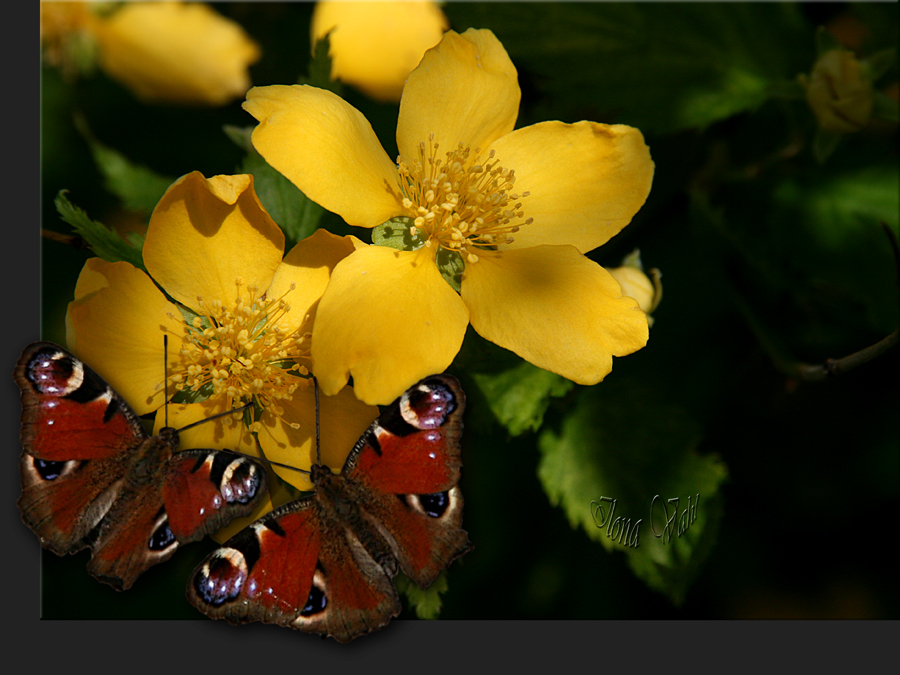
[187, 374, 472, 642]
[15, 342, 267, 591]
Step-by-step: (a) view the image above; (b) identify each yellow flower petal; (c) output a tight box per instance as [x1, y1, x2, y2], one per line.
[71, 255, 113, 301]
[397, 28, 520, 163]
[66, 256, 114, 352]
[461, 246, 649, 384]
[311, 245, 469, 405]
[490, 121, 654, 254]
[256, 384, 379, 491]
[66, 260, 183, 415]
[92, 1, 260, 105]
[243, 85, 401, 228]
[152, 398, 259, 458]
[143, 172, 284, 309]
[267, 228, 365, 335]
[311, 1, 448, 103]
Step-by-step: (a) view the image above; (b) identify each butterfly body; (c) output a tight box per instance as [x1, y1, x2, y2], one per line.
[15, 342, 267, 591]
[188, 374, 472, 642]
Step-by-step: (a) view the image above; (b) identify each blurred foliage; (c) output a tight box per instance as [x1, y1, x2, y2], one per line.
[38, 2, 898, 623]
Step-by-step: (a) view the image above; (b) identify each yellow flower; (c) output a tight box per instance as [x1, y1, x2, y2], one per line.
[801, 48, 874, 134]
[311, 0, 448, 102]
[243, 29, 654, 405]
[41, 1, 260, 105]
[66, 172, 377, 492]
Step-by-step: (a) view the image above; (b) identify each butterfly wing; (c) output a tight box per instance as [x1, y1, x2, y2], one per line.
[187, 496, 401, 643]
[86, 447, 268, 590]
[344, 374, 472, 588]
[15, 342, 268, 590]
[15, 342, 148, 554]
[187, 374, 471, 642]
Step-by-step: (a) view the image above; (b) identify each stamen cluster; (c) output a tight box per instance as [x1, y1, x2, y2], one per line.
[165, 277, 309, 429]
[395, 134, 532, 263]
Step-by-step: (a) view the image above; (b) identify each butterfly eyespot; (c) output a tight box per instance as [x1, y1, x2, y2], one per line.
[417, 492, 450, 518]
[214, 456, 263, 505]
[27, 350, 83, 396]
[194, 548, 248, 606]
[148, 518, 176, 551]
[32, 457, 70, 481]
[399, 381, 456, 430]
[300, 580, 327, 616]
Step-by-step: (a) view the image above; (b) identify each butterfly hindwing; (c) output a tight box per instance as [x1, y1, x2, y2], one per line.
[187, 374, 471, 642]
[14, 342, 267, 590]
[188, 496, 401, 642]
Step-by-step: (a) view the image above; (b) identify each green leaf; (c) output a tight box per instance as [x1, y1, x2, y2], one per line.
[469, 358, 574, 437]
[446, 2, 810, 133]
[300, 32, 343, 95]
[54, 190, 145, 271]
[226, 125, 325, 248]
[395, 572, 448, 620]
[812, 128, 843, 164]
[75, 116, 174, 214]
[537, 378, 727, 604]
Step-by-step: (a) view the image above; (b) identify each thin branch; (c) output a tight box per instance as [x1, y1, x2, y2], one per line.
[795, 223, 899, 381]
[41, 228, 89, 250]
[794, 329, 899, 381]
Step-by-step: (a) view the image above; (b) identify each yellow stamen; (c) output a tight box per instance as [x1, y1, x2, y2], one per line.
[161, 277, 312, 429]
[392, 134, 529, 262]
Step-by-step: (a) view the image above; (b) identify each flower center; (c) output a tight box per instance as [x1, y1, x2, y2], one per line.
[164, 277, 310, 428]
[394, 134, 532, 263]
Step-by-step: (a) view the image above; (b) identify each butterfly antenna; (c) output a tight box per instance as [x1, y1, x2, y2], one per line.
[314, 376, 321, 466]
[176, 402, 254, 433]
[174, 403, 310, 477]
[163, 335, 169, 429]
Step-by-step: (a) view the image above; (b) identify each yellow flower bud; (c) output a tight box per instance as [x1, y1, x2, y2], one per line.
[802, 49, 874, 134]
[608, 266, 656, 313]
[311, 1, 448, 103]
[607, 249, 662, 326]
[92, 2, 261, 105]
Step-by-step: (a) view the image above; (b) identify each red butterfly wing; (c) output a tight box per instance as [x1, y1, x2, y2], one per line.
[187, 374, 471, 642]
[344, 375, 471, 588]
[86, 447, 268, 590]
[15, 342, 267, 590]
[187, 496, 400, 643]
[16, 342, 147, 462]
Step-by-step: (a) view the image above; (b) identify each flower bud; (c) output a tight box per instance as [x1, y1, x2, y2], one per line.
[607, 250, 662, 326]
[802, 48, 874, 133]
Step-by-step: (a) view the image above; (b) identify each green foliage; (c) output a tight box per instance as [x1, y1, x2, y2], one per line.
[470, 359, 573, 437]
[396, 572, 450, 620]
[54, 191, 145, 271]
[75, 116, 174, 214]
[300, 31, 343, 95]
[447, 2, 810, 133]
[537, 379, 727, 605]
